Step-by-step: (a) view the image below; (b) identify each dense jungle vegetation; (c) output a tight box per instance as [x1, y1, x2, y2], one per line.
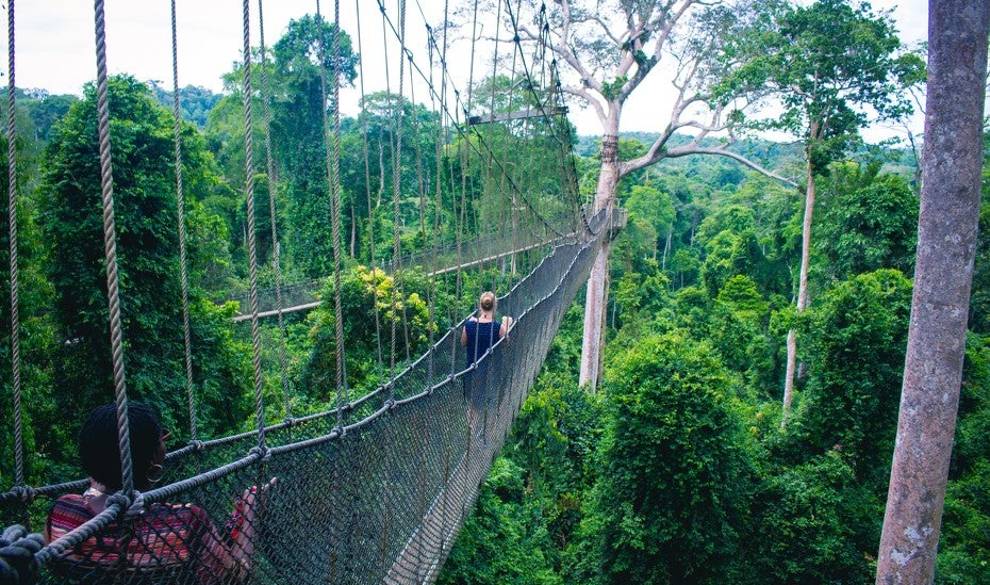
[438, 131, 990, 584]
[0, 1, 986, 583]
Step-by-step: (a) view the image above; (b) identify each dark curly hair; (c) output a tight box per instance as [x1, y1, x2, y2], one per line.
[79, 402, 164, 491]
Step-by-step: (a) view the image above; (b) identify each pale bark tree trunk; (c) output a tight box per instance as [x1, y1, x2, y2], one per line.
[662, 229, 672, 270]
[350, 200, 357, 258]
[580, 115, 620, 389]
[782, 148, 817, 421]
[876, 2, 990, 583]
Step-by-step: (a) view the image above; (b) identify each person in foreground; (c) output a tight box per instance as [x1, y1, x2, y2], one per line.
[461, 291, 514, 438]
[46, 403, 275, 584]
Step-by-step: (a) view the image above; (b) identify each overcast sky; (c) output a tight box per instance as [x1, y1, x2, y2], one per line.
[7, 0, 928, 141]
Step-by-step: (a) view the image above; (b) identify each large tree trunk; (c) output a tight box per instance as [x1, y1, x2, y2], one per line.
[782, 151, 817, 420]
[580, 119, 620, 390]
[875, 2, 990, 583]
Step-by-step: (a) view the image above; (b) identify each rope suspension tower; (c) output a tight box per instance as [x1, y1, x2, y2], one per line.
[169, 0, 199, 440]
[5, 0, 25, 490]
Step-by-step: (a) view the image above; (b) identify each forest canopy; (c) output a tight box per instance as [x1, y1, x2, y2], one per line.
[0, 1, 986, 584]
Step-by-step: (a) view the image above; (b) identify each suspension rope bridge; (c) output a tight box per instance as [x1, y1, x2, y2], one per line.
[0, 0, 622, 584]
[225, 220, 580, 322]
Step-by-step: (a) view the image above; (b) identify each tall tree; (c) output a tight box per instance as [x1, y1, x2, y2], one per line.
[516, 0, 794, 389]
[271, 14, 358, 277]
[876, 1, 990, 583]
[576, 333, 754, 584]
[722, 0, 920, 417]
[42, 76, 250, 439]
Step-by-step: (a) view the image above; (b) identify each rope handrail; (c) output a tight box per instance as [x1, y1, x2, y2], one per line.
[13, 209, 611, 572]
[220, 214, 577, 315]
[0, 210, 609, 507]
[0, 0, 606, 579]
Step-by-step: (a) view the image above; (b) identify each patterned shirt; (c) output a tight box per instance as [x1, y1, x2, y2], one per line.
[46, 491, 244, 584]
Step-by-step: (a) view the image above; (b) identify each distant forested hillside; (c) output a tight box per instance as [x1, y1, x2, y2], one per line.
[149, 82, 222, 127]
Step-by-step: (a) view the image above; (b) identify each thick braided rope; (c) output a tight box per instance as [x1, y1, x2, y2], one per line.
[379, 0, 421, 396]
[93, 0, 134, 495]
[240, 0, 267, 449]
[330, 0, 348, 406]
[389, 0, 408, 391]
[6, 0, 24, 488]
[170, 0, 198, 440]
[355, 0, 385, 367]
[378, 1, 400, 384]
[257, 0, 292, 420]
[315, 0, 348, 422]
[423, 35, 439, 392]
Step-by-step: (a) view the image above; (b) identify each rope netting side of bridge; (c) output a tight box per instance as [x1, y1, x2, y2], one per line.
[224, 217, 577, 321]
[0, 0, 615, 581]
[0, 211, 609, 585]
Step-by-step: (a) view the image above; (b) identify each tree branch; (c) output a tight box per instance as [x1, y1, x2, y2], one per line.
[667, 145, 799, 186]
[554, 0, 604, 92]
[562, 84, 607, 123]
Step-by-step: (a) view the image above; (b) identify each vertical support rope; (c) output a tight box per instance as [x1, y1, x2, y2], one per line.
[92, 0, 134, 495]
[170, 0, 198, 441]
[354, 0, 385, 367]
[257, 0, 293, 420]
[240, 0, 267, 449]
[331, 0, 348, 407]
[6, 0, 25, 487]
[394, 0, 410, 367]
[316, 0, 348, 420]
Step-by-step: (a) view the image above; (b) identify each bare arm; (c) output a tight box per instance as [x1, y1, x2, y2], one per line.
[461, 325, 468, 347]
[500, 316, 513, 338]
[201, 478, 276, 580]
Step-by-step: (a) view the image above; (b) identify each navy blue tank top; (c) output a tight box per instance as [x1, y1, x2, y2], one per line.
[465, 319, 501, 365]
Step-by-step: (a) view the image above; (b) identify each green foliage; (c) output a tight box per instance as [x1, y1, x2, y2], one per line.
[747, 452, 879, 584]
[816, 162, 918, 282]
[40, 75, 250, 442]
[937, 335, 990, 583]
[969, 135, 990, 334]
[149, 82, 221, 128]
[700, 229, 765, 296]
[582, 333, 755, 585]
[0, 105, 60, 485]
[778, 269, 912, 483]
[624, 183, 674, 257]
[938, 460, 990, 584]
[723, 0, 920, 168]
[438, 458, 563, 585]
[301, 266, 434, 400]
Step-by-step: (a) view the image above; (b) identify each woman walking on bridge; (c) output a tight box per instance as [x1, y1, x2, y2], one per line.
[461, 292, 513, 439]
